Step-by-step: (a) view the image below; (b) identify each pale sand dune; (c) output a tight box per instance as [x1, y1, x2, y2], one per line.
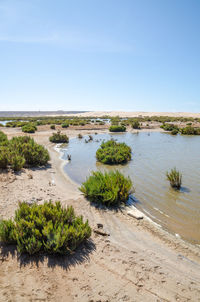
[72, 111, 200, 118]
[0, 126, 200, 302]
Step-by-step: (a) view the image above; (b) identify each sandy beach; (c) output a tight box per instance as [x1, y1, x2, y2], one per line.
[0, 124, 200, 302]
[71, 111, 200, 118]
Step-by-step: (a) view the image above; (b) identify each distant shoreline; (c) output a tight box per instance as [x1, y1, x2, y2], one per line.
[0, 110, 200, 118]
[73, 111, 200, 118]
[0, 110, 88, 117]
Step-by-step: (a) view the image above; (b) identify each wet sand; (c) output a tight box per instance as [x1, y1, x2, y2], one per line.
[0, 125, 200, 302]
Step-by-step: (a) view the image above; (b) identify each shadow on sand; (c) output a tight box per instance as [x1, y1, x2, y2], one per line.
[88, 193, 139, 214]
[0, 238, 95, 271]
[29, 163, 52, 172]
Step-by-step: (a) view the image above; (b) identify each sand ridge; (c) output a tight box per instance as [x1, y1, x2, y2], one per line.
[70, 111, 200, 118]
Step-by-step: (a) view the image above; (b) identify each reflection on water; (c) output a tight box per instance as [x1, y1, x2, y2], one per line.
[63, 132, 200, 245]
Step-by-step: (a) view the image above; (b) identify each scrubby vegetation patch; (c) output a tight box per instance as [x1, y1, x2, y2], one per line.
[180, 126, 200, 135]
[109, 125, 126, 132]
[0, 201, 91, 255]
[80, 170, 133, 206]
[0, 132, 49, 171]
[160, 123, 179, 132]
[96, 140, 132, 165]
[132, 120, 140, 129]
[49, 131, 69, 143]
[22, 124, 37, 133]
[61, 123, 69, 128]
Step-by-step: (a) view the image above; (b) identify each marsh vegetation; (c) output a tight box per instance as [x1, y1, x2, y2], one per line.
[49, 131, 69, 143]
[96, 140, 131, 165]
[22, 123, 37, 133]
[109, 125, 126, 132]
[79, 170, 133, 206]
[0, 201, 91, 255]
[0, 131, 49, 171]
[166, 168, 182, 189]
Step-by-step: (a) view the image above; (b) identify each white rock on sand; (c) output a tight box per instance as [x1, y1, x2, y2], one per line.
[127, 207, 144, 220]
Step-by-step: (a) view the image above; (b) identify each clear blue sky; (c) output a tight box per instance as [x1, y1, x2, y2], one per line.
[0, 0, 200, 112]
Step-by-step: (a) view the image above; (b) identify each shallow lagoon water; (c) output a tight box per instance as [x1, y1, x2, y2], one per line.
[63, 132, 200, 245]
[0, 121, 9, 125]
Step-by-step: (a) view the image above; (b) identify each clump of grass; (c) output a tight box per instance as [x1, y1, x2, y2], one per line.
[96, 140, 131, 165]
[61, 123, 69, 128]
[22, 123, 37, 133]
[166, 168, 182, 189]
[109, 125, 126, 132]
[50, 125, 55, 130]
[0, 133, 49, 171]
[180, 126, 200, 135]
[0, 201, 91, 255]
[49, 131, 69, 143]
[132, 120, 140, 129]
[0, 130, 8, 143]
[79, 170, 133, 206]
[78, 133, 83, 139]
[171, 129, 179, 135]
[160, 123, 178, 131]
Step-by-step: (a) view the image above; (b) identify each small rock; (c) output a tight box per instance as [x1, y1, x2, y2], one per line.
[127, 208, 143, 220]
[36, 197, 43, 201]
[27, 173, 33, 179]
[93, 229, 110, 236]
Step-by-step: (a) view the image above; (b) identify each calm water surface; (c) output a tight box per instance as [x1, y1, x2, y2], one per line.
[63, 132, 200, 246]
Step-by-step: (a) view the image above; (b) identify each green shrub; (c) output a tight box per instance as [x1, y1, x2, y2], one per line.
[61, 123, 69, 128]
[5, 121, 17, 128]
[180, 126, 200, 135]
[132, 120, 140, 129]
[96, 140, 131, 165]
[110, 117, 121, 125]
[22, 124, 37, 133]
[0, 135, 49, 170]
[161, 123, 179, 132]
[78, 133, 83, 139]
[0, 146, 9, 169]
[50, 125, 55, 130]
[166, 168, 182, 189]
[8, 152, 25, 171]
[79, 170, 133, 206]
[171, 129, 179, 135]
[0, 201, 91, 255]
[0, 131, 8, 143]
[0, 123, 4, 127]
[109, 125, 126, 132]
[0, 219, 16, 243]
[10, 136, 50, 167]
[49, 131, 69, 143]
